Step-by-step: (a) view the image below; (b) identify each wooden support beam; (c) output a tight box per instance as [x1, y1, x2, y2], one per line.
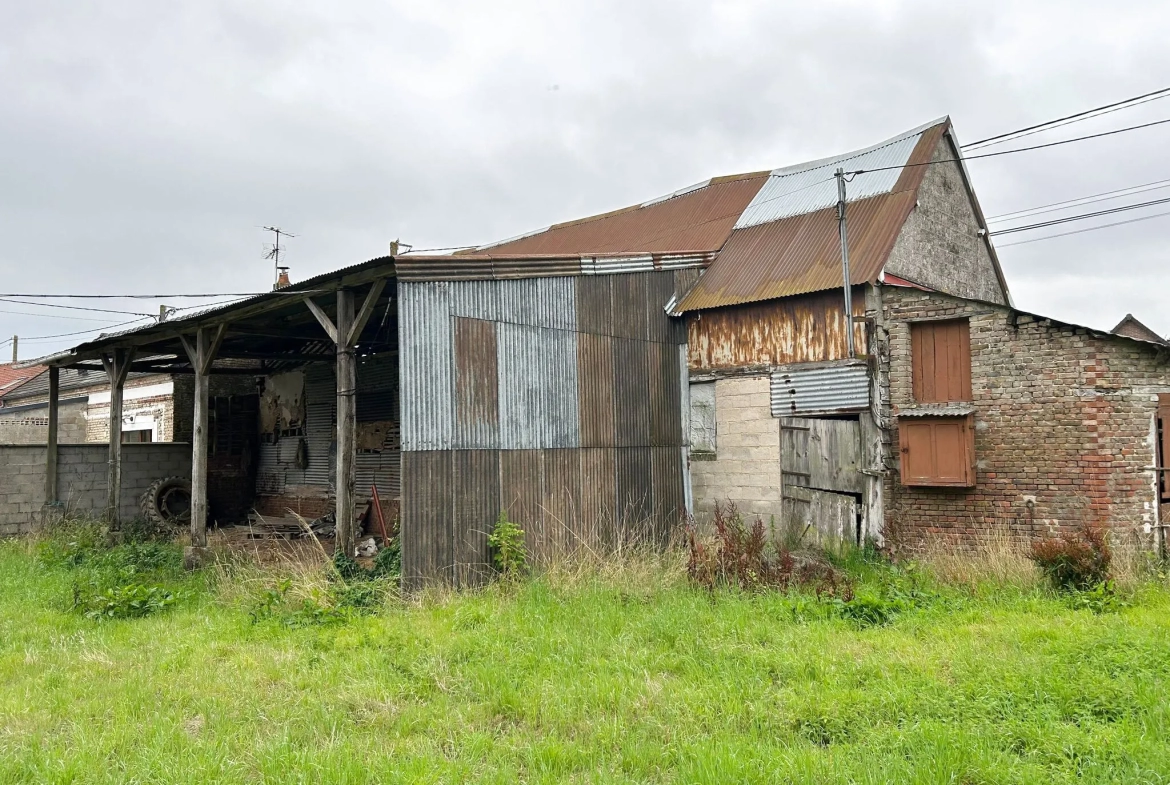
[303, 297, 338, 343]
[179, 325, 225, 565]
[335, 289, 357, 557]
[100, 347, 135, 527]
[346, 278, 387, 347]
[44, 366, 59, 508]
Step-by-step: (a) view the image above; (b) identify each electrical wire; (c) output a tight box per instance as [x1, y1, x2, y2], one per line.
[0, 297, 154, 316]
[986, 177, 1170, 222]
[0, 308, 136, 323]
[995, 208, 1170, 248]
[15, 318, 154, 344]
[987, 195, 1170, 236]
[0, 290, 330, 299]
[962, 86, 1170, 150]
[848, 116, 1170, 176]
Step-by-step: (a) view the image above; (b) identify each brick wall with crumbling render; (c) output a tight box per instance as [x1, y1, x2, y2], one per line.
[877, 285, 1170, 550]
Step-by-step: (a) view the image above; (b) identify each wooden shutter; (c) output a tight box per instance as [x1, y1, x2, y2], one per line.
[899, 415, 975, 487]
[912, 319, 971, 403]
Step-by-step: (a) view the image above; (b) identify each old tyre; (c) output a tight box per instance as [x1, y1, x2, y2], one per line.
[139, 476, 193, 526]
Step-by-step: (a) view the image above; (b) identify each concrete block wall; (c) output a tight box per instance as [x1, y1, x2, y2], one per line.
[0, 443, 191, 536]
[0, 400, 88, 444]
[689, 375, 783, 523]
[878, 285, 1170, 551]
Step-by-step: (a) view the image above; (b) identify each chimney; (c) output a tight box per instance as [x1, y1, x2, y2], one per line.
[274, 268, 291, 290]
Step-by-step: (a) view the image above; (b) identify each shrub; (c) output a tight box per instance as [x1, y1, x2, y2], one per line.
[686, 503, 846, 596]
[489, 512, 527, 578]
[1029, 524, 1112, 592]
[74, 583, 178, 620]
[371, 539, 401, 579]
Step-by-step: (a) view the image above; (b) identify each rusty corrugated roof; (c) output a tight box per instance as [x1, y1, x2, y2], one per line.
[467, 173, 769, 256]
[674, 120, 948, 311]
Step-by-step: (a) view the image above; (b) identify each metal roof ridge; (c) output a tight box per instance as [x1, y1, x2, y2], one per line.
[768, 116, 949, 178]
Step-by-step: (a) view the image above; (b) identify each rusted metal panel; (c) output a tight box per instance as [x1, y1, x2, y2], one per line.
[771, 362, 869, 416]
[650, 445, 685, 535]
[453, 317, 499, 449]
[612, 274, 649, 340]
[472, 174, 768, 256]
[687, 289, 867, 371]
[676, 191, 918, 312]
[500, 449, 543, 553]
[581, 448, 617, 548]
[616, 446, 653, 530]
[648, 341, 681, 446]
[575, 275, 613, 336]
[399, 282, 454, 450]
[736, 119, 943, 229]
[452, 449, 499, 587]
[577, 332, 615, 447]
[647, 271, 683, 344]
[541, 448, 583, 557]
[401, 450, 453, 588]
[613, 338, 650, 447]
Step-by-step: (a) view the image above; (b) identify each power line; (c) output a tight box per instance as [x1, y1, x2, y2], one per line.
[988, 195, 1170, 236]
[962, 86, 1170, 150]
[0, 308, 136, 323]
[13, 317, 155, 344]
[0, 290, 329, 299]
[0, 297, 154, 316]
[996, 208, 1170, 248]
[848, 116, 1170, 176]
[986, 177, 1170, 222]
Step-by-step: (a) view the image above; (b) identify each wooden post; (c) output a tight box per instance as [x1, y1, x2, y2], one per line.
[44, 366, 59, 507]
[180, 324, 226, 568]
[100, 348, 134, 527]
[304, 280, 386, 559]
[336, 289, 356, 555]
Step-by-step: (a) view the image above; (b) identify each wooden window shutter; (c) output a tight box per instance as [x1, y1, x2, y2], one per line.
[912, 319, 971, 403]
[899, 415, 975, 487]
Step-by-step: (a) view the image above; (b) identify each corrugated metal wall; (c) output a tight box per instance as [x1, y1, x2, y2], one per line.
[771, 362, 870, 416]
[399, 270, 692, 586]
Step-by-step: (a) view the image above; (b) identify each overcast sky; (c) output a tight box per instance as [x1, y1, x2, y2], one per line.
[2, 0, 1168, 361]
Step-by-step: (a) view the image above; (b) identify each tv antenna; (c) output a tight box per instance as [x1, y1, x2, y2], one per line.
[262, 226, 296, 286]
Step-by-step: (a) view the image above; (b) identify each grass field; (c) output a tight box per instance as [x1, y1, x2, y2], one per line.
[1, 530, 1169, 784]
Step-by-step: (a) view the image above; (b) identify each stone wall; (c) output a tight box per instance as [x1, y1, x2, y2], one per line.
[877, 285, 1170, 550]
[883, 134, 1008, 305]
[688, 375, 783, 523]
[0, 443, 191, 536]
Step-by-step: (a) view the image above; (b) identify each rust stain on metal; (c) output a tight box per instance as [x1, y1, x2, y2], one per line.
[577, 333, 616, 447]
[687, 289, 867, 370]
[477, 175, 768, 256]
[452, 317, 499, 442]
[676, 191, 918, 312]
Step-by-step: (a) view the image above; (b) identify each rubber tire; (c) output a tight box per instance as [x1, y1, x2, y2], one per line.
[139, 476, 193, 526]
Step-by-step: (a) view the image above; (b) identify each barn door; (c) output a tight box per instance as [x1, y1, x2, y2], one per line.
[780, 417, 863, 547]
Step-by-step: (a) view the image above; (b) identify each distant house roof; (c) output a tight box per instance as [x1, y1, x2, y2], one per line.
[0, 363, 45, 397]
[1111, 314, 1167, 345]
[0, 367, 156, 404]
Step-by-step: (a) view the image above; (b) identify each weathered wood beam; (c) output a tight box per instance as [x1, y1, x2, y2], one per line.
[335, 289, 357, 558]
[303, 297, 338, 343]
[99, 347, 135, 527]
[179, 325, 226, 566]
[346, 278, 387, 347]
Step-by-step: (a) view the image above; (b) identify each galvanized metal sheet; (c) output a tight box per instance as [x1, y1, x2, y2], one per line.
[451, 450, 499, 587]
[495, 323, 580, 449]
[612, 274, 649, 341]
[612, 339, 650, 447]
[400, 282, 454, 451]
[453, 317, 499, 449]
[577, 333, 615, 447]
[575, 275, 613, 336]
[401, 450, 453, 588]
[771, 362, 870, 416]
[735, 118, 942, 228]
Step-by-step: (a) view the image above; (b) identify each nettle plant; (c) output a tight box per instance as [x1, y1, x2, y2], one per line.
[488, 511, 527, 578]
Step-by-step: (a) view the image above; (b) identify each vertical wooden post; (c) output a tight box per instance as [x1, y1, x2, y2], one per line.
[335, 289, 357, 556]
[304, 280, 386, 560]
[180, 324, 226, 569]
[44, 366, 59, 507]
[100, 348, 134, 527]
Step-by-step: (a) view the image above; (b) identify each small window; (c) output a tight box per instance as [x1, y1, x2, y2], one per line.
[689, 381, 716, 459]
[899, 415, 974, 487]
[912, 319, 971, 403]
